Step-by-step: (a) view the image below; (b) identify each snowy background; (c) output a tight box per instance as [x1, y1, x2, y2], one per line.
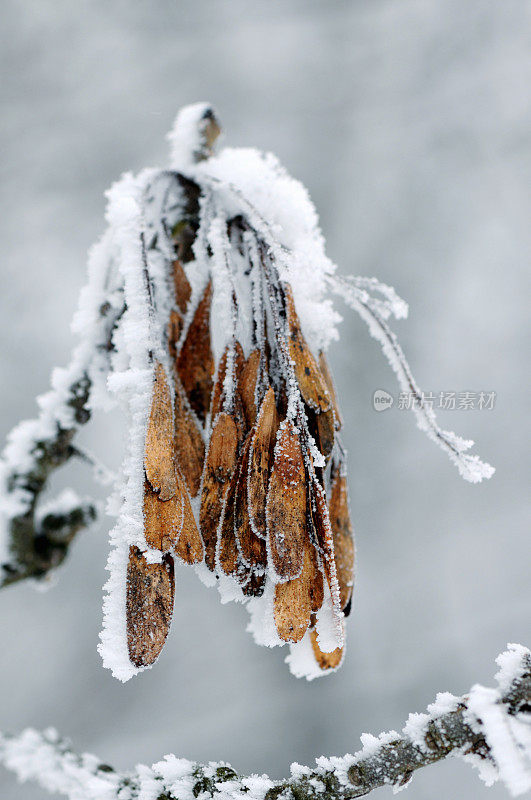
[0, 1, 529, 798]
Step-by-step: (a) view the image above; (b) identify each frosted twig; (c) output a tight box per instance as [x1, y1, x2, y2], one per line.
[328, 274, 495, 483]
[0, 232, 124, 588]
[339, 275, 409, 321]
[1, 645, 528, 799]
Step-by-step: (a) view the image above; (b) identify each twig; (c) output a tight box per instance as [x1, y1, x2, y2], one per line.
[1, 645, 528, 799]
[328, 274, 495, 483]
[0, 291, 122, 589]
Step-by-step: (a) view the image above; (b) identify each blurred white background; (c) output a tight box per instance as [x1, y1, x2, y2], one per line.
[1, 1, 529, 798]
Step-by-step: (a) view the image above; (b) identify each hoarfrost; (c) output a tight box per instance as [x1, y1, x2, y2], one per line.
[0, 646, 528, 798]
[0, 103, 496, 682]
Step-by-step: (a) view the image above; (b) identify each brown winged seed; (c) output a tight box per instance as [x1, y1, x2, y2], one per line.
[273, 541, 321, 642]
[239, 348, 261, 427]
[173, 479, 204, 565]
[200, 411, 238, 571]
[173, 376, 205, 497]
[248, 387, 279, 539]
[177, 280, 214, 424]
[235, 433, 267, 571]
[210, 341, 245, 421]
[143, 479, 182, 552]
[318, 350, 343, 430]
[143, 468, 203, 564]
[284, 284, 330, 413]
[316, 408, 335, 459]
[144, 362, 177, 501]
[168, 309, 184, 362]
[218, 455, 247, 581]
[310, 474, 343, 626]
[172, 259, 192, 314]
[266, 420, 306, 580]
[329, 462, 355, 611]
[310, 628, 344, 671]
[126, 545, 175, 667]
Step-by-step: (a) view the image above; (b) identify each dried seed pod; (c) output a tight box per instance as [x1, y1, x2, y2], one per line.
[276, 381, 288, 419]
[210, 340, 245, 421]
[306, 406, 335, 461]
[200, 412, 239, 571]
[173, 473, 204, 565]
[329, 462, 355, 612]
[274, 583, 309, 643]
[172, 259, 192, 314]
[308, 545, 325, 614]
[309, 473, 343, 620]
[168, 309, 184, 362]
[310, 628, 344, 671]
[143, 480, 182, 552]
[284, 284, 330, 413]
[143, 470, 203, 563]
[144, 362, 177, 501]
[235, 434, 267, 571]
[232, 391, 248, 449]
[306, 495, 322, 562]
[218, 459, 248, 582]
[266, 420, 307, 580]
[239, 348, 261, 427]
[318, 351, 343, 430]
[168, 260, 191, 360]
[126, 546, 175, 668]
[248, 387, 279, 539]
[316, 408, 335, 459]
[173, 376, 205, 497]
[241, 570, 266, 598]
[172, 214, 198, 263]
[273, 541, 320, 643]
[177, 280, 214, 423]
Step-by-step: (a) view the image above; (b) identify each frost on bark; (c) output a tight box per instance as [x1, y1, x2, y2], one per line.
[0, 645, 529, 799]
[0, 104, 494, 682]
[0, 300, 120, 589]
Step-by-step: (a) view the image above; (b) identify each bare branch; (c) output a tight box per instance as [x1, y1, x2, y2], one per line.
[1, 646, 528, 799]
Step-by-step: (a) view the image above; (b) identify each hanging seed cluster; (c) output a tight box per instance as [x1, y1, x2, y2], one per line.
[7, 105, 488, 682]
[126, 186, 355, 676]
[80, 105, 492, 684]
[73, 105, 356, 680]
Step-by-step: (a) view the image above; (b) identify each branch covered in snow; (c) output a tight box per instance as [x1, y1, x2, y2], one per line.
[1, 645, 529, 799]
[0, 228, 124, 589]
[0, 367, 98, 589]
[327, 274, 495, 483]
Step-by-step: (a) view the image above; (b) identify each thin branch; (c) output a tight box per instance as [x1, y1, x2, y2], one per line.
[1, 645, 528, 799]
[0, 371, 95, 588]
[328, 274, 495, 483]
[0, 290, 123, 589]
